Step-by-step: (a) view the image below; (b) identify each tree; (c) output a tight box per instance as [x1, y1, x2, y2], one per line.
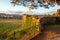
[11, 0, 60, 9]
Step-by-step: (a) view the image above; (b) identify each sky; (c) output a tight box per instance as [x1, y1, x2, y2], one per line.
[0, 0, 60, 14]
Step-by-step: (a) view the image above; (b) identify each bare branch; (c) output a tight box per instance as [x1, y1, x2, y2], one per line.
[11, 0, 60, 9]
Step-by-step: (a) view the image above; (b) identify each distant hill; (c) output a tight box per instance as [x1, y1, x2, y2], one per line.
[0, 10, 56, 15]
[0, 13, 22, 19]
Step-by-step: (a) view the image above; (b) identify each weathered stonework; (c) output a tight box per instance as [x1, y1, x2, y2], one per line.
[55, 9, 60, 16]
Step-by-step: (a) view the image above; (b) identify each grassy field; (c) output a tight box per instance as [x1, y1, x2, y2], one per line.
[0, 18, 39, 40]
[0, 19, 21, 24]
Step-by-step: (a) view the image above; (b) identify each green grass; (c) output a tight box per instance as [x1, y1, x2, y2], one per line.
[0, 18, 38, 40]
[0, 23, 20, 33]
[0, 22, 21, 40]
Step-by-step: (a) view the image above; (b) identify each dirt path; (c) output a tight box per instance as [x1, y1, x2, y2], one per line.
[31, 25, 60, 40]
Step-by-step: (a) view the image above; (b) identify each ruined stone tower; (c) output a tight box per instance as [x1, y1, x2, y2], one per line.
[55, 9, 60, 16]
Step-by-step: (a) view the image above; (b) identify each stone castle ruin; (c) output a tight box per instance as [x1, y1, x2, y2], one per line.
[54, 9, 60, 16]
[22, 9, 60, 32]
[22, 9, 60, 40]
[22, 14, 40, 32]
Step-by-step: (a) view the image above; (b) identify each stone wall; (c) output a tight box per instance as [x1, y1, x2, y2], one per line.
[40, 17, 56, 25]
[39, 16, 60, 32]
